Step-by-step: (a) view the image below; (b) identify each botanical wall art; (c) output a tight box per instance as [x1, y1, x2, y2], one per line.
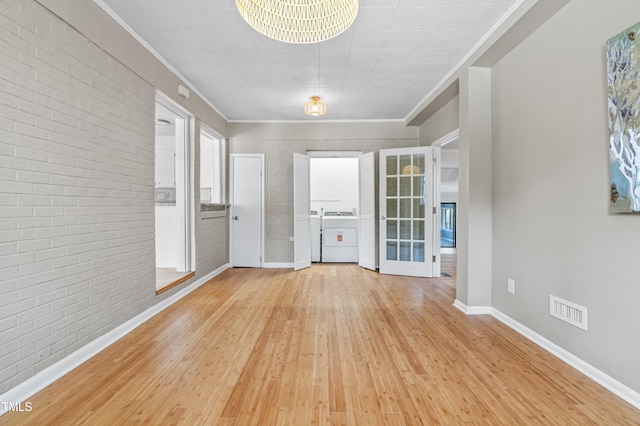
[607, 21, 640, 213]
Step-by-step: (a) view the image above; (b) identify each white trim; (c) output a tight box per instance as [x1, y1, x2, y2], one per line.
[453, 299, 492, 315]
[93, 0, 229, 122]
[431, 129, 460, 148]
[404, 0, 527, 124]
[307, 150, 363, 158]
[263, 262, 295, 269]
[455, 301, 640, 409]
[0, 263, 230, 417]
[490, 308, 640, 411]
[228, 119, 406, 124]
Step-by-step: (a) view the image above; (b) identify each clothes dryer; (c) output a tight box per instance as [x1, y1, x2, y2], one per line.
[321, 211, 358, 263]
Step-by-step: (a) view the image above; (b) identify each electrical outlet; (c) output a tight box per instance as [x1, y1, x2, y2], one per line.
[507, 278, 515, 294]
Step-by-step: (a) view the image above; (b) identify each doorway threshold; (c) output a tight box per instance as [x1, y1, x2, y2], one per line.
[156, 268, 195, 295]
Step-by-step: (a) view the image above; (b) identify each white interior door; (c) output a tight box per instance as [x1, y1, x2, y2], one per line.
[230, 154, 263, 267]
[293, 153, 311, 270]
[358, 152, 376, 270]
[379, 147, 440, 277]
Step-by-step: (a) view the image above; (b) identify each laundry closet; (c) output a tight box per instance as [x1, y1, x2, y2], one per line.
[309, 155, 360, 263]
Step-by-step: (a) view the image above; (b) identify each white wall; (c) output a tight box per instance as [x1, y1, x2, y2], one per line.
[440, 149, 459, 203]
[490, 0, 640, 393]
[229, 121, 418, 263]
[154, 206, 177, 268]
[200, 135, 214, 203]
[310, 158, 359, 215]
[0, 0, 156, 393]
[0, 0, 229, 395]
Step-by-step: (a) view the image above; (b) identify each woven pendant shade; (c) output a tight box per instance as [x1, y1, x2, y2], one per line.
[236, 0, 359, 44]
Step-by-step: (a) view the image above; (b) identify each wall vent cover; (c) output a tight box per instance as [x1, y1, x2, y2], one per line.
[550, 295, 587, 331]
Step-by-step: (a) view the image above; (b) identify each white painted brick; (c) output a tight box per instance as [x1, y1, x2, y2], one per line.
[16, 194, 51, 206]
[17, 239, 50, 253]
[50, 235, 78, 248]
[0, 316, 17, 334]
[19, 229, 33, 240]
[17, 216, 51, 228]
[0, 321, 34, 344]
[0, 0, 198, 395]
[0, 168, 17, 181]
[18, 259, 52, 277]
[0, 242, 17, 256]
[0, 206, 33, 218]
[2, 252, 35, 270]
[0, 365, 18, 386]
[0, 180, 33, 195]
[46, 314, 77, 335]
[0, 217, 18, 230]
[0, 296, 36, 321]
[34, 267, 67, 285]
[34, 288, 66, 306]
[35, 247, 66, 261]
[0, 339, 17, 361]
[14, 145, 49, 162]
[52, 254, 77, 269]
[50, 333, 77, 356]
[34, 183, 65, 196]
[16, 304, 51, 326]
[33, 226, 65, 239]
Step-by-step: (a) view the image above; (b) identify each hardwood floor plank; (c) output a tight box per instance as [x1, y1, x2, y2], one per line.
[2, 263, 640, 425]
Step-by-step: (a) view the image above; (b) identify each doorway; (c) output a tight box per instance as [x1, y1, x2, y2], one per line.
[293, 151, 375, 271]
[154, 95, 194, 292]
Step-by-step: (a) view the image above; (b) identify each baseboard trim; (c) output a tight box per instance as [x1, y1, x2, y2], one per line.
[453, 299, 492, 315]
[0, 263, 230, 416]
[489, 307, 640, 411]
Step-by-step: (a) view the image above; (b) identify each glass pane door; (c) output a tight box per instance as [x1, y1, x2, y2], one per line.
[379, 147, 436, 277]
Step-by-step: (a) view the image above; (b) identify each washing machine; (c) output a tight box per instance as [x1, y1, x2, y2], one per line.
[310, 210, 321, 262]
[321, 211, 358, 263]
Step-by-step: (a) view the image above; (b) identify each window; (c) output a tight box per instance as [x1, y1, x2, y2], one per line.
[440, 202, 456, 248]
[200, 128, 225, 206]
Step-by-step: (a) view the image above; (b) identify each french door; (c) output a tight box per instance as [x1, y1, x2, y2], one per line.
[379, 147, 440, 277]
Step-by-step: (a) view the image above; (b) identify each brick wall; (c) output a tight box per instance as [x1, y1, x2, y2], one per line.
[0, 0, 157, 393]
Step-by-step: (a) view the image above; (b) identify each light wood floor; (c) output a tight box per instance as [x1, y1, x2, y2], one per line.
[3, 262, 639, 425]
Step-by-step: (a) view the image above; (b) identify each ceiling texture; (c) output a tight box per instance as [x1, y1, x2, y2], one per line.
[97, 0, 518, 122]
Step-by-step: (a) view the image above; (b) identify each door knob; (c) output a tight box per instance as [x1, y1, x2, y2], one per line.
[233, 216, 239, 220]
[381, 215, 386, 220]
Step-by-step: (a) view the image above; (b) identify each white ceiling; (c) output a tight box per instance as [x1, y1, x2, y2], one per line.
[98, 0, 517, 122]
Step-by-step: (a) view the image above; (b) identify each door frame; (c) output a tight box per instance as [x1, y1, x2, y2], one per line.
[358, 152, 376, 270]
[229, 153, 265, 267]
[297, 151, 376, 270]
[378, 146, 440, 277]
[293, 153, 311, 270]
[155, 92, 194, 274]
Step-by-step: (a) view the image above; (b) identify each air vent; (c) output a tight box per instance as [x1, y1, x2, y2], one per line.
[550, 295, 587, 331]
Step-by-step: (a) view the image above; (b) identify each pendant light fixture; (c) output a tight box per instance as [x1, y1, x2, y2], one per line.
[236, 0, 359, 44]
[304, 96, 326, 116]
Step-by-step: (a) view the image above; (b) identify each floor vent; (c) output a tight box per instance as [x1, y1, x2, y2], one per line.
[550, 295, 587, 331]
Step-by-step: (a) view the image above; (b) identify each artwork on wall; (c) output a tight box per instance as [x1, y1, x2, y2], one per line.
[607, 21, 640, 213]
